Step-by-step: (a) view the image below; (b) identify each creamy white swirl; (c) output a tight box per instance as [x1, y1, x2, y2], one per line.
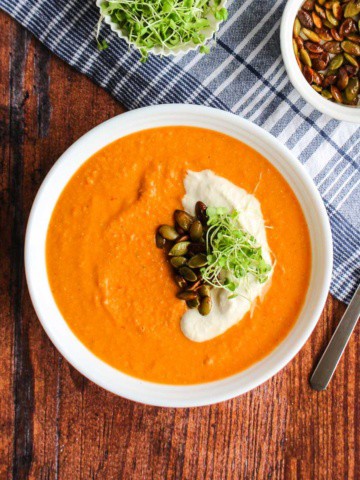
[181, 170, 273, 342]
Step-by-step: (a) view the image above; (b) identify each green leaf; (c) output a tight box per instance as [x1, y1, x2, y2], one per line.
[200, 44, 210, 54]
[201, 207, 272, 295]
[97, 38, 109, 51]
[162, 0, 173, 12]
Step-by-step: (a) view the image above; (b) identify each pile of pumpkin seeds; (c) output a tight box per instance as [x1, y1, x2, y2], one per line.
[293, 0, 360, 105]
[156, 201, 213, 316]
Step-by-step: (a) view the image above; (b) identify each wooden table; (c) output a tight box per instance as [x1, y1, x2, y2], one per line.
[1, 11, 359, 480]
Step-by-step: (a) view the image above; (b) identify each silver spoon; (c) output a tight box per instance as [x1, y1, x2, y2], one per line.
[310, 283, 360, 391]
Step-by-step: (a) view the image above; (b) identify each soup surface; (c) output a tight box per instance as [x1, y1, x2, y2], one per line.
[46, 127, 311, 384]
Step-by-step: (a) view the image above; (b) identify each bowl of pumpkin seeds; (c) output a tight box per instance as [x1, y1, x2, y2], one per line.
[281, 0, 360, 122]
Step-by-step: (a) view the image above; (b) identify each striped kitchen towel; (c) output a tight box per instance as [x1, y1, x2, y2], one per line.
[1, 0, 359, 303]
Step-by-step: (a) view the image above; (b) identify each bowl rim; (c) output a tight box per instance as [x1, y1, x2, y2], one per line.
[280, 0, 360, 123]
[25, 104, 333, 407]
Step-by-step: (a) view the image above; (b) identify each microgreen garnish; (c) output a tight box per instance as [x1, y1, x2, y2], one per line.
[201, 207, 272, 296]
[97, 0, 227, 61]
[97, 38, 109, 51]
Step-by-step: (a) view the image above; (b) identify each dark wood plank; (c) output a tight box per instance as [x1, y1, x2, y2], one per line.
[0, 11, 15, 480]
[0, 10, 359, 480]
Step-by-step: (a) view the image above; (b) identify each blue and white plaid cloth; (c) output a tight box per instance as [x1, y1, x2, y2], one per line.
[1, 0, 359, 303]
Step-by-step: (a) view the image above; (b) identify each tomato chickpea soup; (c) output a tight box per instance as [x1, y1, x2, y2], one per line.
[46, 127, 311, 385]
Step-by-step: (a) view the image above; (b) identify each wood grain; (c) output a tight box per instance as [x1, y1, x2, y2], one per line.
[0, 10, 359, 480]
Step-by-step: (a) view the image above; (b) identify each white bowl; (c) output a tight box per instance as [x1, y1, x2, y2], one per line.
[280, 0, 360, 123]
[25, 104, 333, 407]
[96, 0, 226, 57]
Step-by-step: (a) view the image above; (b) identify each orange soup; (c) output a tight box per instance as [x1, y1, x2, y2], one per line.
[46, 127, 311, 384]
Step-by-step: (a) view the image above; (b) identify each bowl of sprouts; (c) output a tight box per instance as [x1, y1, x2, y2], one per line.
[96, 0, 228, 61]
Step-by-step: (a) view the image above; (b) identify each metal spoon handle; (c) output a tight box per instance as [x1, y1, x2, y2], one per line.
[310, 283, 360, 391]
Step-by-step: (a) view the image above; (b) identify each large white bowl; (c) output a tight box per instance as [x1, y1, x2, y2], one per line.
[281, 0, 360, 123]
[25, 105, 333, 407]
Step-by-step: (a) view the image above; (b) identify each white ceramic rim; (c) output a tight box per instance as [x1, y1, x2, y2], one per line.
[25, 104, 333, 407]
[96, 0, 226, 56]
[280, 0, 360, 123]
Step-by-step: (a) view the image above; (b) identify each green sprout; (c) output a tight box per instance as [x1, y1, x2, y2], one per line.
[201, 207, 272, 298]
[97, 0, 228, 61]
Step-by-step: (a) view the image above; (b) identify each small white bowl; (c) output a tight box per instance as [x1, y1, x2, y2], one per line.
[25, 105, 333, 407]
[96, 0, 226, 57]
[280, 0, 360, 123]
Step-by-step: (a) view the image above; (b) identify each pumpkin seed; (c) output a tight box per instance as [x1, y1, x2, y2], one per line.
[188, 253, 207, 268]
[168, 241, 191, 256]
[295, 35, 305, 49]
[296, 55, 303, 71]
[177, 290, 197, 301]
[344, 0, 360, 18]
[339, 18, 356, 37]
[158, 225, 179, 241]
[305, 41, 323, 53]
[186, 297, 200, 309]
[337, 67, 349, 90]
[293, 38, 299, 56]
[298, 10, 314, 28]
[312, 52, 330, 70]
[345, 77, 359, 100]
[323, 74, 337, 87]
[323, 18, 335, 29]
[331, 28, 344, 41]
[198, 285, 212, 297]
[315, 4, 326, 18]
[179, 266, 198, 282]
[316, 27, 333, 41]
[331, 84, 344, 102]
[312, 85, 323, 92]
[195, 201, 208, 225]
[341, 40, 360, 55]
[313, 70, 323, 85]
[303, 0, 315, 11]
[198, 296, 212, 316]
[294, 17, 301, 36]
[312, 58, 325, 70]
[325, 9, 339, 26]
[303, 65, 315, 83]
[156, 232, 166, 248]
[321, 89, 333, 99]
[329, 53, 344, 70]
[174, 210, 194, 231]
[170, 256, 187, 268]
[300, 48, 313, 66]
[189, 220, 203, 242]
[325, 68, 337, 76]
[312, 11, 323, 28]
[324, 40, 342, 53]
[302, 28, 321, 42]
[332, 2, 343, 19]
[346, 34, 360, 44]
[175, 275, 188, 290]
